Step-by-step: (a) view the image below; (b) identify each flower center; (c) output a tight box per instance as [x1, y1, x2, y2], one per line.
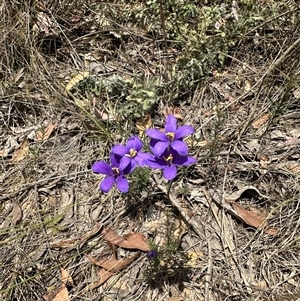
[163, 154, 173, 165]
[166, 132, 175, 142]
[126, 148, 137, 158]
[112, 167, 120, 176]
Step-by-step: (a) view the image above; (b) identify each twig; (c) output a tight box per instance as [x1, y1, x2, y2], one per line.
[205, 241, 212, 301]
[159, 0, 167, 54]
[157, 183, 205, 241]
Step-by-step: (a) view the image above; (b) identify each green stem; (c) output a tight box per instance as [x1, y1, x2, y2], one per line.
[166, 180, 173, 200]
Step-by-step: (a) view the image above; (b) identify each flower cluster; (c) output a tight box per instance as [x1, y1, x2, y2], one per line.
[92, 115, 196, 193]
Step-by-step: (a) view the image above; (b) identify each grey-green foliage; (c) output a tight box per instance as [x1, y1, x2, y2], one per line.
[98, 0, 294, 95]
[124, 79, 157, 117]
[72, 0, 296, 112]
[74, 74, 158, 118]
[98, 75, 158, 118]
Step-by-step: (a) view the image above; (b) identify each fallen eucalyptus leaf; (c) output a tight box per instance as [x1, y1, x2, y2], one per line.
[230, 201, 278, 235]
[11, 138, 29, 162]
[102, 228, 150, 251]
[60, 267, 73, 285]
[251, 113, 270, 129]
[35, 123, 57, 141]
[85, 252, 140, 290]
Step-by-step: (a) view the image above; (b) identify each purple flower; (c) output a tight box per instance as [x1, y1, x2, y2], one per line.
[146, 250, 158, 259]
[92, 154, 132, 193]
[112, 136, 152, 171]
[147, 149, 196, 181]
[146, 115, 194, 157]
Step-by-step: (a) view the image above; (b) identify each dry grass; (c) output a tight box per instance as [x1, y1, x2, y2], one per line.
[1, 1, 300, 300]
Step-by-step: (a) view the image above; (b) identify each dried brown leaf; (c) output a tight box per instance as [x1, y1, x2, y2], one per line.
[101, 253, 140, 271]
[251, 113, 270, 129]
[102, 228, 150, 251]
[293, 88, 300, 99]
[226, 185, 264, 202]
[161, 107, 183, 120]
[35, 123, 57, 141]
[84, 268, 114, 291]
[254, 280, 268, 290]
[43, 268, 72, 301]
[0, 149, 7, 157]
[244, 80, 252, 92]
[85, 252, 140, 290]
[136, 115, 152, 136]
[87, 252, 140, 272]
[50, 238, 78, 249]
[60, 267, 73, 285]
[96, 268, 114, 286]
[37, 1, 48, 12]
[10, 201, 23, 225]
[259, 154, 269, 168]
[2, 201, 23, 227]
[51, 285, 69, 301]
[230, 201, 278, 235]
[11, 139, 29, 162]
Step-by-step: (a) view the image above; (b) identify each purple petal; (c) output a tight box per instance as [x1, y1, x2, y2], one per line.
[92, 161, 113, 175]
[100, 176, 115, 192]
[173, 155, 196, 166]
[112, 145, 129, 156]
[126, 136, 143, 151]
[161, 147, 173, 158]
[175, 125, 194, 139]
[146, 250, 158, 259]
[149, 138, 159, 153]
[123, 161, 136, 174]
[181, 156, 197, 166]
[110, 153, 121, 167]
[153, 141, 170, 157]
[119, 156, 132, 171]
[116, 176, 129, 193]
[163, 165, 177, 180]
[165, 115, 177, 132]
[146, 157, 166, 169]
[134, 152, 152, 167]
[172, 155, 187, 165]
[146, 129, 167, 141]
[171, 140, 188, 156]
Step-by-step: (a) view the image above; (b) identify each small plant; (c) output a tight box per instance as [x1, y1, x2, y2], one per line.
[91, 114, 196, 283]
[144, 240, 191, 283]
[71, 74, 159, 119]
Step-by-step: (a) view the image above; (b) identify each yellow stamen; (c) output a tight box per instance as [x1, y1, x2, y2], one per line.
[163, 154, 173, 162]
[129, 148, 137, 157]
[112, 167, 120, 175]
[166, 132, 175, 141]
